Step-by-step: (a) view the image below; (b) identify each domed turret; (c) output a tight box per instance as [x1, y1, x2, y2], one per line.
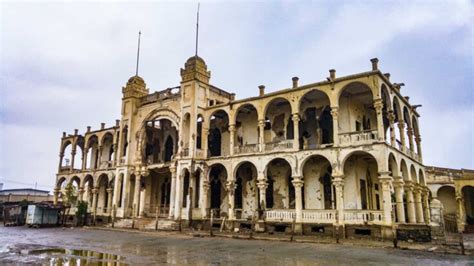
[180, 55, 211, 83]
[122, 75, 148, 99]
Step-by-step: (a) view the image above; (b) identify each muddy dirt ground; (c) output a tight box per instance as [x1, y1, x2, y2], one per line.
[0, 226, 473, 265]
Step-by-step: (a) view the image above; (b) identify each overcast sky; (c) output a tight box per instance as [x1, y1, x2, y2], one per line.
[0, 1, 472, 191]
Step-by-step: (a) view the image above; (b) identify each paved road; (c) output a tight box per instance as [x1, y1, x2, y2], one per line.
[0, 226, 472, 265]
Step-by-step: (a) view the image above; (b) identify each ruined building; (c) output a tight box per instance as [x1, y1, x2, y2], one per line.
[53, 55, 439, 238]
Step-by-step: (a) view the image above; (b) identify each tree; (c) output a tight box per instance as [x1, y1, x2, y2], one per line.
[63, 183, 77, 225]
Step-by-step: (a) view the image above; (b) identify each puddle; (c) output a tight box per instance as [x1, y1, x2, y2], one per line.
[8, 245, 127, 265]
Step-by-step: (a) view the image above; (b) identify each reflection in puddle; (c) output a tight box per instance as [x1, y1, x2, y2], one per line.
[21, 247, 127, 265]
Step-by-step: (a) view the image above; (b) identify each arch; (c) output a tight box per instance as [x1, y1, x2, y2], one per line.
[61, 142, 72, 168]
[263, 98, 292, 144]
[234, 161, 258, 217]
[85, 135, 99, 169]
[56, 177, 67, 189]
[299, 89, 333, 148]
[265, 158, 293, 209]
[99, 132, 114, 168]
[121, 125, 129, 157]
[381, 84, 391, 142]
[400, 159, 409, 181]
[462, 186, 474, 225]
[208, 163, 228, 214]
[196, 114, 204, 149]
[69, 176, 81, 187]
[140, 108, 180, 129]
[338, 82, 376, 134]
[388, 153, 399, 177]
[343, 151, 380, 210]
[410, 165, 418, 184]
[302, 155, 332, 210]
[403, 106, 411, 128]
[83, 174, 94, 207]
[418, 169, 426, 186]
[142, 118, 178, 164]
[208, 110, 229, 157]
[437, 186, 456, 215]
[234, 104, 259, 147]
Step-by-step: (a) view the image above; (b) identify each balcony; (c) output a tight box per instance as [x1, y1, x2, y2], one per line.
[234, 144, 259, 155]
[302, 209, 337, 224]
[264, 140, 293, 152]
[339, 130, 378, 146]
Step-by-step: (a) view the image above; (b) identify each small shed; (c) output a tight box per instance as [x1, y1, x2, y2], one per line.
[26, 203, 64, 227]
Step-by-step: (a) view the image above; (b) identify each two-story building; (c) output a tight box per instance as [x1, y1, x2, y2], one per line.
[53, 55, 431, 238]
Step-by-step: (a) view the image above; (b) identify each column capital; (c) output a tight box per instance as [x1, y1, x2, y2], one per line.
[257, 179, 268, 190]
[92, 188, 98, 194]
[378, 171, 392, 177]
[225, 180, 237, 191]
[404, 182, 414, 190]
[258, 119, 265, 126]
[203, 180, 210, 192]
[330, 107, 339, 118]
[229, 124, 236, 132]
[106, 188, 113, 193]
[332, 175, 344, 186]
[291, 113, 300, 121]
[291, 177, 304, 188]
[392, 177, 404, 187]
[373, 98, 384, 112]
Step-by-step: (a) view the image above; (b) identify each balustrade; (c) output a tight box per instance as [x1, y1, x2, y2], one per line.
[343, 210, 384, 224]
[339, 130, 378, 146]
[264, 140, 293, 152]
[234, 144, 259, 155]
[302, 209, 337, 223]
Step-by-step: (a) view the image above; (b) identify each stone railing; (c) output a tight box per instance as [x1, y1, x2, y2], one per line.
[264, 140, 293, 152]
[265, 209, 296, 223]
[302, 209, 337, 224]
[234, 144, 259, 155]
[343, 210, 384, 225]
[339, 130, 378, 146]
[395, 140, 420, 161]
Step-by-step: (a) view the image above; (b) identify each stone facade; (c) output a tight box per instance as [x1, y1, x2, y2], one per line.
[426, 166, 474, 233]
[53, 56, 430, 235]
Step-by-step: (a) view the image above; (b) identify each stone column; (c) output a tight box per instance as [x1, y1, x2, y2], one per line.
[70, 146, 77, 172]
[133, 174, 142, 217]
[405, 182, 416, 223]
[398, 120, 406, 152]
[388, 111, 396, 147]
[96, 146, 102, 169]
[456, 190, 466, 232]
[414, 186, 424, 223]
[92, 188, 98, 216]
[292, 176, 304, 224]
[201, 180, 210, 218]
[58, 152, 64, 172]
[106, 188, 113, 215]
[113, 143, 118, 166]
[139, 185, 146, 218]
[292, 114, 300, 150]
[331, 107, 339, 145]
[202, 128, 209, 158]
[258, 119, 265, 152]
[53, 188, 59, 205]
[226, 180, 237, 220]
[422, 188, 431, 224]
[333, 174, 344, 225]
[174, 173, 183, 219]
[81, 147, 87, 170]
[415, 135, 423, 162]
[378, 172, 393, 225]
[393, 177, 405, 223]
[407, 127, 415, 153]
[257, 175, 268, 210]
[229, 124, 236, 156]
[374, 98, 385, 141]
[169, 166, 177, 219]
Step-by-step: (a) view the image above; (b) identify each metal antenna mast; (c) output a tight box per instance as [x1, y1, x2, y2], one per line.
[136, 31, 141, 76]
[195, 3, 200, 56]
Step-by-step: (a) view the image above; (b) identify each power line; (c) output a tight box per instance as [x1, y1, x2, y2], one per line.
[0, 178, 53, 189]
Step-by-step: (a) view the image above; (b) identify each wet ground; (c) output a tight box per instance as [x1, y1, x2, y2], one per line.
[0, 226, 473, 265]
